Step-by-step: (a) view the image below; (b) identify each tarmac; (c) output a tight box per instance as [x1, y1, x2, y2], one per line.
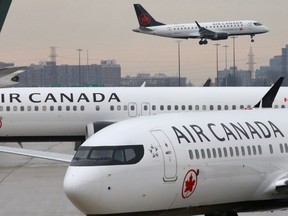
[0, 142, 285, 216]
[0, 142, 83, 216]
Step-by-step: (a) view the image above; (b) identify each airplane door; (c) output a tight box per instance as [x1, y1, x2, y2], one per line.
[141, 102, 150, 116]
[151, 130, 177, 182]
[128, 102, 137, 117]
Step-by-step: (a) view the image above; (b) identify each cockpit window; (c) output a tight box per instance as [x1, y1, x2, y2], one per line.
[253, 22, 262, 26]
[70, 145, 144, 166]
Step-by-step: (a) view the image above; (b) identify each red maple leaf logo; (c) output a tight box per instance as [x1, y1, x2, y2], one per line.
[182, 169, 198, 199]
[184, 174, 195, 193]
[139, 13, 151, 26]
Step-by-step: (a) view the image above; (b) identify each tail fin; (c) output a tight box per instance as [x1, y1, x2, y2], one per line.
[0, 0, 12, 32]
[133, 4, 164, 27]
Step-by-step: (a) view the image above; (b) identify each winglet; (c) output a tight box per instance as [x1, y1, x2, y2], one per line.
[0, 0, 12, 32]
[254, 77, 284, 108]
[195, 21, 202, 29]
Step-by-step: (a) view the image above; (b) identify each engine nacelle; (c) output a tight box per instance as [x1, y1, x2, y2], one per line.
[211, 32, 229, 40]
[86, 121, 115, 139]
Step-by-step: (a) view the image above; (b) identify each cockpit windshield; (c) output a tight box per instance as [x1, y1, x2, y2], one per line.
[253, 22, 262, 26]
[70, 145, 144, 166]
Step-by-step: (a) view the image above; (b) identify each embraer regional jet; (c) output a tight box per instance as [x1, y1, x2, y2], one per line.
[2, 108, 288, 216]
[0, 81, 287, 147]
[133, 4, 269, 45]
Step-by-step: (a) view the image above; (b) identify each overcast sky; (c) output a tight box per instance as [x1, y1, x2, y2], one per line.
[0, 0, 287, 86]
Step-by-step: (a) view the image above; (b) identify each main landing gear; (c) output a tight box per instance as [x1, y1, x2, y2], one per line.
[250, 34, 255, 42]
[199, 39, 208, 45]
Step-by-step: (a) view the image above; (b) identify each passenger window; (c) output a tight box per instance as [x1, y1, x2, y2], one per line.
[252, 146, 257, 155]
[229, 147, 234, 157]
[258, 145, 262, 155]
[280, 144, 284, 153]
[224, 105, 229, 110]
[202, 105, 206, 110]
[6, 106, 10, 111]
[195, 149, 200, 159]
[181, 105, 185, 111]
[42, 106, 47, 111]
[195, 105, 199, 111]
[209, 105, 214, 110]
[123, 105, 128, 111]
[66, 106, 70, 111]
[235, 147, 239, 156]
[152, 105, 156, 111]
[58, 106, 62, 111]
[281, 105, 285, 108]
[189, 149, 194, 160]
[232, 105, 236, 110]
[80, 106, 85, 111]
[13, 106, 17, 111]
[117, 105, 121, 111]
[160, 105, 164, 111]
[174, 105, 178, 111]
[95, 105, 100, 111]
[274, 105, 279, 109]
[218, 148, 222, 158]
[20, 106, 25, 111]
[201, 149, 205, 159]
[247, 146, 251, 155]
[240, 105, 244, 109]
[217, 105, 221, 110]
[34, 106, 39, 111]
[167, 105, 171, 110]
[269, 144, 274, 154]
[223, 148, 228, 157]
[27, 106, 32, 111]
[206, 149, 211, 158]
[285, 143, 288, 153]
[73, 106, 77, 111]
[188, 105, 192, 110]
[0, 106, 2, 111]
[50, 106, 54, 111]
[110, 105, 114, 111]
[212, 148, 217, 158]
[241, 146, 245, 156]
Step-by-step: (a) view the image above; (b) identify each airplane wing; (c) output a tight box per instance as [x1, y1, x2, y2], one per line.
[195, 21, 216, 38]
[0, 66, 27, 87]
[0, 146, 73, 163]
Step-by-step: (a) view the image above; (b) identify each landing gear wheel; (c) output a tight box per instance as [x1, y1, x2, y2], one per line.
[250, 34, 255, 43]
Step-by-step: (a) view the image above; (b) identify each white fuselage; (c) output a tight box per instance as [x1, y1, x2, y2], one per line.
[64, 109, 288, 215]
[0, 87, 287, 142]
[134, 20, 269, 39]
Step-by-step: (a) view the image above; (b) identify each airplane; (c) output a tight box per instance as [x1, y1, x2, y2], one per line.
[133, 4, 269, 45]
[0, 0, 12, 33]
[1, 108, 288, 216]
[0, 78, 287, 147]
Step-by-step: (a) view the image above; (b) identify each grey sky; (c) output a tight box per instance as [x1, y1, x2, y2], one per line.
[0, 0, 287, 85]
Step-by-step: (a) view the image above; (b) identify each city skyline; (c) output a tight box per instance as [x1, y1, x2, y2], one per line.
[0, 0, 287, 86]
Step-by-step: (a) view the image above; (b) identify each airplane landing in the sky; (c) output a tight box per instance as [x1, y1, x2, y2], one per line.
[133, 4, 269, 45]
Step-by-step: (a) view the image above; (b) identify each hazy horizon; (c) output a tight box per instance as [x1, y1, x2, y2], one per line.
[0, 0, 287, 86]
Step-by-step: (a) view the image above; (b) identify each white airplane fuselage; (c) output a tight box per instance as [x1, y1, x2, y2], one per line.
[0, 87, 287, 143]
[64, 109, 288, 215]
[134, 20, 269, 40]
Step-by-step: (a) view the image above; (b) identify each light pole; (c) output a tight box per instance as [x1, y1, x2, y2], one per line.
[231, 36, 237, 86]
[223, 45, 229, 70]
[214, 43, 220, 86]
[77, 49, 83, 86]
[176, 40, 181, 86]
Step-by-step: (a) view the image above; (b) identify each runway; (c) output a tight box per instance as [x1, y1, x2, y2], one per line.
[0, 142, 286, 216]
[0, 142, 82, 216]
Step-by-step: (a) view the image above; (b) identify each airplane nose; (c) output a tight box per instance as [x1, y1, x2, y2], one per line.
[63, 166, 103, 215]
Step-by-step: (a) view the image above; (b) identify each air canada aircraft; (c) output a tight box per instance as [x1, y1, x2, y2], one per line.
[133, 4, 269, 45]
[0, 80, 287, 147]
[1, 108, 288, 216]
